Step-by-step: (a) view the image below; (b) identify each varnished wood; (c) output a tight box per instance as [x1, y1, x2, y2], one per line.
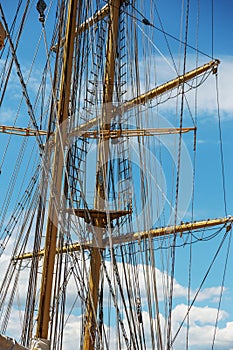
[71, 60, 220, 135]
[15, 216, 233, 261]
[83, 1, 121, 348]
[36, 0, 79, 339]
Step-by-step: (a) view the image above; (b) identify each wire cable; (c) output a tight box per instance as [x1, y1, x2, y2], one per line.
[211, 225, 232, 349]
[171, 226, 231, 346]
[124, 3, 215, 60]
[215, 73, 227, 215]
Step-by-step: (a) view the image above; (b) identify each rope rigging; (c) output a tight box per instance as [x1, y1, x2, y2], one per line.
[166, 1, 190, 347]
[171, 224, 232, 346]
[0, 5, 43, 148]
[124, 2, 215, 60]
[0, 0, 231, 349]
[215, 73, 228, 216]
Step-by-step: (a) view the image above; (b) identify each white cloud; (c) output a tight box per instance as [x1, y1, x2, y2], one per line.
[212, 57, 233, 119]
[0, 243, 232, 349]
[192, 56, 233, 120]
[171, 304, 233, 349]
[127, 54, 233, 122]
[196, 286, 226, 302]
[3, 304, 229, 350]
[60, 303, 233, 350]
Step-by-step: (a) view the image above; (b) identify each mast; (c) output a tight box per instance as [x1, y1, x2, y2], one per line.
[0, 0, 229, 348]
[35, 0, 79, 340]
[0, 20, 6, 49]
[83, 1, 121, 348]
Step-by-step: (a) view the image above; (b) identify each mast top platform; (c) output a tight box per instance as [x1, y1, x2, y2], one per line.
[68, 208, 132, 228]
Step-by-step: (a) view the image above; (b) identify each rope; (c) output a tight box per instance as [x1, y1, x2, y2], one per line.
[211, 225, 232, 348]
[211, 0, 214, 59]
[0, 5, 43, 148]
[171, 225, 231, 346]
[0, 0, 30, 107]
[0, 165, 40, 254]
[186, 2, 200, 346]
[0, 2, 46, 175]
[208, 74, 230, 350]
[167, 1, 190, 347]
[215, 73, 227, 215]
[123, 3, 214, 60]
[0, 0, 22, 60]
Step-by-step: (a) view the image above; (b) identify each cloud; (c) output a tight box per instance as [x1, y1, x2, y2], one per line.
[196, 286, 226, 302]
[60, 303, 233, 350]
[0, 107, 17, 124]
[172, 303, 227, 328]
[0, 58, 46, 126]
[212, 57, 233, 118]
[171, 304, 233, 349]
[191, 56, 233, 120]
[126, 54, 233, 122]
[0, 241, 232, 349]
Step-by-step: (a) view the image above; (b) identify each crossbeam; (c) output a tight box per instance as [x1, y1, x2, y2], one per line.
[71, 59, 220, 135]
[111, 216, 233, 245]
[15, 216, 232, 260]
[72, 127, 196, 138]
[51, 1, 128, 52]
[0, 126, 195, 139]
[51, 4, 110, 52]
[0, 125, 47, 137]
[118, 60, 220, 113]
[1, 60, 219, 139]
[77, 4, 109, 34]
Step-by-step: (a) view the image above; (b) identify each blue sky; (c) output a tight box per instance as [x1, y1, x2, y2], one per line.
[155, 1, 233, 348]
[0, 0, 233, 349]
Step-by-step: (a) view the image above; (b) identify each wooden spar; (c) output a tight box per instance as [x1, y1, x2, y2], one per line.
[0, 125, 48, 136]
[35, 0, 78, 340]
[51, 4, 110, 52]
[73, 127, 196, 138]
[1, 59, 220, 139]
[71, 59, 220, 135]
[111, 216, 233, 244]
[83, 1, 121, 349]
[118, 59, 220, 113]
[0, 21, 6, 49]
[2, 1, 221, 346]
[15, 216, 233, 261]
[52, 1, 127, 52]
[0, 126, 195, 138]
[76, 4, 109, 34]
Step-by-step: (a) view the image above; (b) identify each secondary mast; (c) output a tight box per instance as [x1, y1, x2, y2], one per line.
[0, 0, 233, 350]
[0, 1, 226, 348]
[35, 0, 79, 340]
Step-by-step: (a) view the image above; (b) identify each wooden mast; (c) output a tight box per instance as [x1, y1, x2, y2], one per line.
[9, 1, 220, 345]
[83, 1, 120, 348]
[2, 0, 222, 347]
[0, 0, 230, 348]
[35, 0, 79, 340]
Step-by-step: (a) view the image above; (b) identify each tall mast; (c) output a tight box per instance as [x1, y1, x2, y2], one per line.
[83, 1, 121, 348]
[36, 0, 79, 340]
[0, 0, 231, 348]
